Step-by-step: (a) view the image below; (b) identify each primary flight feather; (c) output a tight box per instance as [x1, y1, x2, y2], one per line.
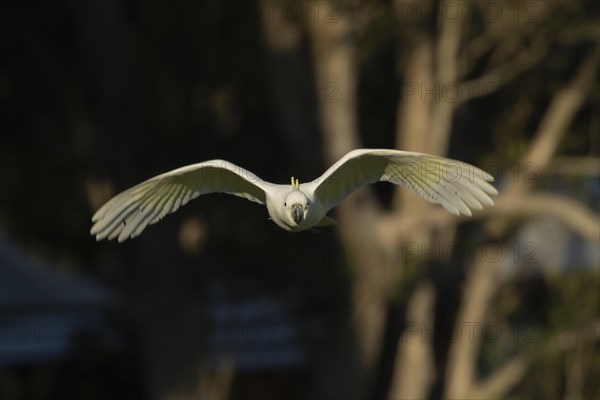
[91, 149, 498, 242]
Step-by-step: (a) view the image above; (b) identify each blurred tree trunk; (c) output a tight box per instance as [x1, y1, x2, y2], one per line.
[304, 10, 380, 398]
[303, 1, 599, 399]
[303, 0, 466, 395]
[259, 3, 324, 176]
[303, 1, 458, 397]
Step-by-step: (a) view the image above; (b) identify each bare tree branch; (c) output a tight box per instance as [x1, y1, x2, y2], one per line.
[468, 320, 600, 399]
[563, 341, 584, 400]
[445, 252, 502, 399]
[544, 156, 600, 176]
[549, 319, 600, 352]
[467, 352, 530, 400]
[461, 28, 502, 76]
[458, 39, 546, 104]
[508, 48, 600, 189]
[429, 0, 465, 156]
[459, 0, 552, 79]
[558, 21, 600, 45]
[195, 353, 234, 400]
[490, 193, 600, 241]
[486, 47, 600, 235]
[382, 191, 600, 243]
[388, 283, 436, 400]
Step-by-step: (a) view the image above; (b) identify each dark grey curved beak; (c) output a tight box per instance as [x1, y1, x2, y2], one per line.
[291, 204, 303, 224]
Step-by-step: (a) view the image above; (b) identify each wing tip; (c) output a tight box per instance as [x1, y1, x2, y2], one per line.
[482, 171, 495, 182]
[482, 182, 499, 195]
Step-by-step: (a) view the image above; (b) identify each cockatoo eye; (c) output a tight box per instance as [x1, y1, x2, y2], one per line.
[284, 202, 287, 207]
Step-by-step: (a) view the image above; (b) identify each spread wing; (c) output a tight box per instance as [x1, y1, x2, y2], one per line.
[304, 149, 498, 215]
[91, 160, 272, 242]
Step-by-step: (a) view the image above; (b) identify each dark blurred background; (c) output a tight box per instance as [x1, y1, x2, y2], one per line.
[0, 1, 598, 399]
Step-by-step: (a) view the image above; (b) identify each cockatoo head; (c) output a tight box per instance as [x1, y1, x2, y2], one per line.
[284, 177, 310, 226]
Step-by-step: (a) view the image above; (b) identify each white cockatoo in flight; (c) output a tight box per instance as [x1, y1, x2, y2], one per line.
[91, 149, 497, 242]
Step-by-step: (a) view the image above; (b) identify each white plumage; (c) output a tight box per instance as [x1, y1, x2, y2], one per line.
[91, 149, 498, 242]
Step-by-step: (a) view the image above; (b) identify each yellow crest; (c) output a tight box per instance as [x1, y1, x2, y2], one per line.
[290, 176, 299, 190]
